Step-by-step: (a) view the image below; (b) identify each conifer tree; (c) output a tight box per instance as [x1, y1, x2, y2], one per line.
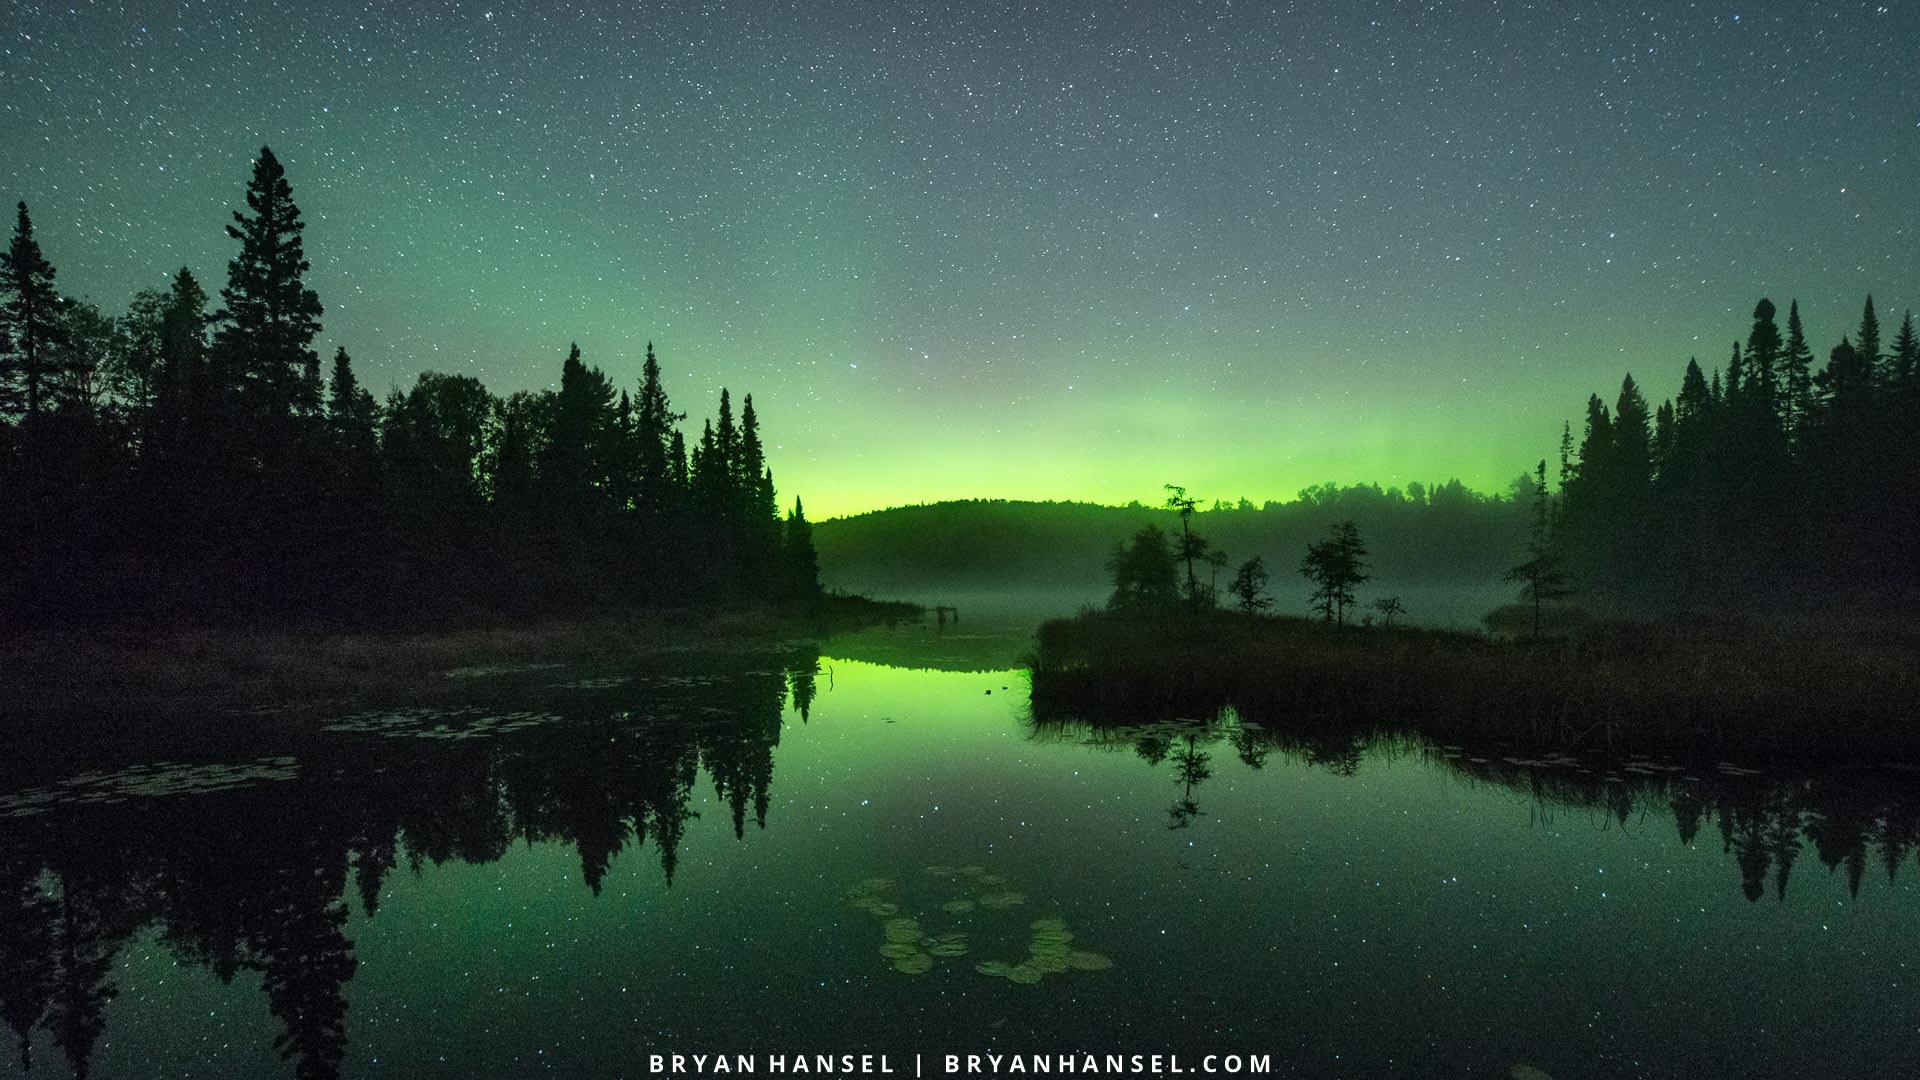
[1781, 300, 1815, 440]
[212, 147, 323, 433]
[1744, 299, 1783, 412]
[540, 343, 616, 516]
[1889, 311, 1918, 396]
[0, 202, 66, 420]
[784, 496, 820, 598]
[1613, 373, 1653, 500]
[1855, 295, 1882, 382]
[325, 347, 377, 460]
[632, 342, 682, 515]
[1299, 521, 1368, 625]
[737, 394, 778, 532]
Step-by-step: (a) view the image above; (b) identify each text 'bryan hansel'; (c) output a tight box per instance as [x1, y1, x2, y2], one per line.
[651, 1056, 896, 1075]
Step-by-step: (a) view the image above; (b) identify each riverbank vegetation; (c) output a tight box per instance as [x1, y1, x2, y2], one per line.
[1028, 607, 1920, 764]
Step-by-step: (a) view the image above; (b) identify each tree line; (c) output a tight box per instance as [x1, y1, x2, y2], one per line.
[0, 148, 819, 623]
[1536, 295, 1920, 612]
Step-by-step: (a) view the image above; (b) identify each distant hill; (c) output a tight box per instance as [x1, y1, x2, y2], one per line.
[813, 485, 1531, 622]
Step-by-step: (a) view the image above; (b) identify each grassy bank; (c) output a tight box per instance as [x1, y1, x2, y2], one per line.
[1, 594, 920, 715]
[1027, 608, 1920, 763]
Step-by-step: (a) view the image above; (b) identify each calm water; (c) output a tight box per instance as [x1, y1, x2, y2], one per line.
[2, 612, 1916, 1079]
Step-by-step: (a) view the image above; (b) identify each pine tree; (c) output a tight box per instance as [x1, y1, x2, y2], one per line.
[1781, 300, 1815, 441]
[1856, 295, 1883, 383]
[325, 347, 377, 459]
[1299, 520, 1369, 625]
[0, 202, 66, 420]
[211, 147, 324, 433]
[1744, 299, 1783, 414]
[1507, 459, 1573, 637]
[784, 496, 820, 598]
[737, 394, 778, 532]
[1613, 373, 1653, 500]
[1889, 311, 1918, 397]
[632, 342, 682, 516]
[540, 342, 616, 516]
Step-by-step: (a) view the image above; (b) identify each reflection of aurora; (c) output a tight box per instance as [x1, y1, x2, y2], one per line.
[1027, 705, 1920, 906]
[0, 647, 816, 1080]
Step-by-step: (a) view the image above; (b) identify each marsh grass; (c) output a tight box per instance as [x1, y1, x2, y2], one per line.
[1027, 609, 1920, 763]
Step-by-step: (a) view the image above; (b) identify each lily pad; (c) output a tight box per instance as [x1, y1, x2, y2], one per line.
[1028, 952, 1070, 974]
[880, 943, 923, 960]
[1510, 1068, 1554, 1080]
[928, 941, 970, 957]
[958, 866, 987, 876]
[925, 865, 956, 876]
[978, 874, 1006, 885]
[866, 902, 900, 916]
[942, 900, 976, 914]
[1032, 930, 1075, 946]
[1030, 918, 1068, 933]
[893, 952, 935, 975]
[855, 877, 895, 893]
[1065, 951, 1113, 971]
[884, 919, 924, 943]
[975, 961, 1015, 977]
[978, 890, 1027, 909]
[1006, 964, 1043, 985]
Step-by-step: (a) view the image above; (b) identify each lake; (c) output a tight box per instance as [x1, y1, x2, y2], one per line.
[1, 609, 1915, 1079]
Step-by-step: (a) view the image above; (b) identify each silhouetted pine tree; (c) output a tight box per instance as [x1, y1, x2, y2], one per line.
[784, 496, 820, 599]
[211, 147, 323, 447]
[0, 202, 66, 421]
[1780, 300, 1814, 442]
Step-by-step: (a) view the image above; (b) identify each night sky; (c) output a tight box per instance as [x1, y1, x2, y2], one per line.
[4, 1, 1915, 517]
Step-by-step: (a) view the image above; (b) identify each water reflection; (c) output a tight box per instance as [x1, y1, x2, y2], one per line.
[1028, 705, 1920, 907]
[2, 636, 1917, 1077]
[0, 647, 814, 1080]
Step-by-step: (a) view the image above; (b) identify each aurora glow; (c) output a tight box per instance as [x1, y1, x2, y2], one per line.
[4, 1, 1916, 517]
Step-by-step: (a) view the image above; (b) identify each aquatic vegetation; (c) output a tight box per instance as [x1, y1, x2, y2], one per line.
[1509, 1066, 1554, 1080]
[1028, 952, 1070, 974]
[849, 871, 1109, 984]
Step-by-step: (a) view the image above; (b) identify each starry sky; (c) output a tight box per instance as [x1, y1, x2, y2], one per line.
[4, 0, 1916, 517]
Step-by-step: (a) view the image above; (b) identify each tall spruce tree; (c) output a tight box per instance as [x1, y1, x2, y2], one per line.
[1855, 295, 1882, 383]
[0, 202, 66, 420]
[212, 147, 323, 436]
[633, 342, 682, 515]
[1781, 300, 1815, 441]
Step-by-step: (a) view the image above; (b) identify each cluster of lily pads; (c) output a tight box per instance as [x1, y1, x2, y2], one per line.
[974, 918, 1111, 985]
[847, 877, 972, 973]
[845, 868, 1112, 983]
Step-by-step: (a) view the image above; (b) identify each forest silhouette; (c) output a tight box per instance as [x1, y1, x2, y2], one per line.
[0, 149, 819, 625]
